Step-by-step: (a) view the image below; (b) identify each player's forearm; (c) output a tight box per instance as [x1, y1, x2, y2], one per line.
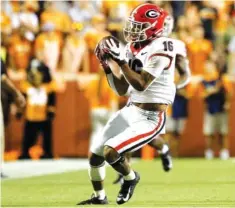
[176, 74, 191, 89]
[1, 76, 26, 108]
[1, 75, 22, 98]
[47, 92, 56, 107]
[225, 92, 233, 105]
[176, 57, 191, 89]
[119, 63, 146, 91]
[102, 64, 129, 96]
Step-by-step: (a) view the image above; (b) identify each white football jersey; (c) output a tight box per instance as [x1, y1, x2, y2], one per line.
[123, 37, 187, 104]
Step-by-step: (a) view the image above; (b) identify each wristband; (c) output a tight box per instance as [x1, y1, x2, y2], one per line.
[102, 64, 112, 74]
[117, 60, 127, 67]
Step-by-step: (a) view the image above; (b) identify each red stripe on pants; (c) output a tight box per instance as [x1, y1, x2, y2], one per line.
[114, 111, 163, 151]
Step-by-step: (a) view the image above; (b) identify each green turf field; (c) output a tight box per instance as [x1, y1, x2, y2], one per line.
[2, 159, 235, 207]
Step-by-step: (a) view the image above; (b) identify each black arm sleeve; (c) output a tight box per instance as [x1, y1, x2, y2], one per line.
[47, 92, 56, 107]
[1, 59, 6, 76]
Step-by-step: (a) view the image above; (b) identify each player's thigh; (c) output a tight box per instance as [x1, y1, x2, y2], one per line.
[165, 115, 175, 133]
[203, 112, 216, 135]
[91, 108, 111, 124]
[177, 118, 186, 135]
[105, 111, 166, 154]
[90, 109, 129, 156]
[217, 112, 228, 135]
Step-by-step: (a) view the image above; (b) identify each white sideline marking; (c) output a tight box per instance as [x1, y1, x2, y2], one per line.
[2, 158, 89, 179]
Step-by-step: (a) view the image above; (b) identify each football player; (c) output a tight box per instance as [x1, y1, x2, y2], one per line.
[112, 14, 191, 184]
[1, 59, 25, 177]
[78, 3, 190, 205]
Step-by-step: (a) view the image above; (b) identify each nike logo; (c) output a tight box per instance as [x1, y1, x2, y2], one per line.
[117, 188, 131, 202]
[141, 52, 147, 55]
[123, 189, 131, 201]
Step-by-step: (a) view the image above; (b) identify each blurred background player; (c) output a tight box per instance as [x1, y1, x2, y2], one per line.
[39, 1, 71, 34]
[198, 59, 233, 160]
[83, 14, 110, 73]
[187, 25, 213, 75]
[165, 74, 194, 157]
[62, 22, 89, 73]
[8, 27, 33, 73]
[162, 15, 192, 157]
[18, 59, 56, 159]
[83, 70, 118, 152]
[1, 59, 25, 177]
[34, 22, 63, 73]
[67, 1, 97, 31]
[11, 1, 39, 41]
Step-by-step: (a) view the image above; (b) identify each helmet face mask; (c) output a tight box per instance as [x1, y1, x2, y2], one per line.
[123, 3, 168, 43]
[123, 18, 151, 42]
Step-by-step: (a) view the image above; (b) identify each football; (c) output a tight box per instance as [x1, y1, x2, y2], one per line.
[96, 36, 119, 60]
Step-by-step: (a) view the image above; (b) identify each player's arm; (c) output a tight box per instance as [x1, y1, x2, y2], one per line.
[103, 37, 169, 91]
[1, 60, 25, 109]
[101, 62, 129, 96]
[202, 81, 221, 98]
[222, 75, 233, 111]
[118, 60, 160, 91]
[95, 43, 129, 96]
[175, 55, 191, 89]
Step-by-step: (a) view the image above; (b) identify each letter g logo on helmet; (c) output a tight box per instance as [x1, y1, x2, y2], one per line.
[145, 10, 160, 18]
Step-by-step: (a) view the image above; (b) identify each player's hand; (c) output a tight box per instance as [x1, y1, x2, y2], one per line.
[14, 92, 26, 109]
[177, 88, 188, 98]
[103, 37, 126, 66]
[95, 42, 112, 74]
[223, 102, 230, 111]
[95, 43, 109, 67]
[47, 106, 56, 120]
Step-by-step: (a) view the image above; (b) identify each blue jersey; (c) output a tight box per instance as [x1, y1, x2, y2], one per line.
[172, 94, 188, 119]
[202, 79, 225, 114]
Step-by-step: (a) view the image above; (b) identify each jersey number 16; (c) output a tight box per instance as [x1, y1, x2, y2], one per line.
[163, 41, 173, 51]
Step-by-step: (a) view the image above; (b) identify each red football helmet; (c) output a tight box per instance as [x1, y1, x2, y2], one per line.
[123, 3, 168, 42]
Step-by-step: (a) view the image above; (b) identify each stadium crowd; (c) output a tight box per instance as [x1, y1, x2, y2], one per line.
[1, 1, 235, 161]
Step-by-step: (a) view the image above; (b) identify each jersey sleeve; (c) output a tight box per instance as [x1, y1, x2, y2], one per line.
[143, 53, 171, 78]
[176, 40, 187, 57]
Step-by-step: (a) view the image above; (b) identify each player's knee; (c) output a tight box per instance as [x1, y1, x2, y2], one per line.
[89, 153, 105, 167]
[103, 145, 120, 164]
[88, 153, 106, 181]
